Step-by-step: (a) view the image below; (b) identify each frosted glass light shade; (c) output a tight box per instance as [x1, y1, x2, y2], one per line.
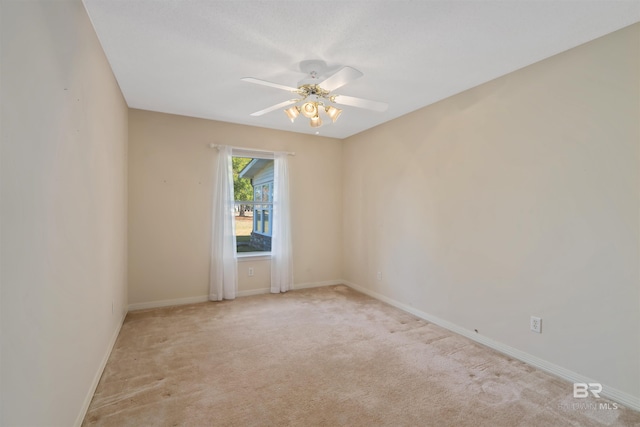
[301, 102, 318, 118]
[325, 106, 342, 123]
[285, 106, 300, 122]
[310, 115, 323, 128]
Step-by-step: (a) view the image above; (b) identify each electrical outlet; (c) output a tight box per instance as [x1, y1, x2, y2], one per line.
[376, 272, 382, 281]
[248, 267, 254, 277]
[530, 316, 542, 333]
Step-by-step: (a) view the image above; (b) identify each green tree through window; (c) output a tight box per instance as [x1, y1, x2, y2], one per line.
[233, 156, 274, 253]
[232, 157, 253, 216]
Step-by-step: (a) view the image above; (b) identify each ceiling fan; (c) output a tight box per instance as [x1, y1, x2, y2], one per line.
[241, 60, 388, 128]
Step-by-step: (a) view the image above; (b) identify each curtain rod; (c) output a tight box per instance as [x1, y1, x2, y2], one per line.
[209, 143, 295, 156]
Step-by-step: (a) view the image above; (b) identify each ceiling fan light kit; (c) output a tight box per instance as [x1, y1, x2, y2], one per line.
[285, 100, 342, 126]
[301, 101, 318, 118]
[325, 105, 342, 123]
[310, 115, 322, 128]
[285, 106, 300, 122]
[242, 60, 388, 129]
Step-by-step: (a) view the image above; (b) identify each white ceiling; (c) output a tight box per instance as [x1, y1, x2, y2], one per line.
[83, 0, 640, 139]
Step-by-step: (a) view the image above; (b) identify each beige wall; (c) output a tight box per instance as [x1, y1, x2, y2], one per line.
[128, 110, 343, 306]
[1, 0, 128, 425]
[343, 24, 640, 400]
[2, 1, 635, 421]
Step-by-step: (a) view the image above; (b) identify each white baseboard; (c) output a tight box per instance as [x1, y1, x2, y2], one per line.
[74, 311, 127, 427]
[342, 280, 640, 412]
[128, 295, 210, 311]
[294, 279, 343, 290]
[131, 280, 344, 311]
[237, 288, 270, 297]
[209, 280, 344, 300]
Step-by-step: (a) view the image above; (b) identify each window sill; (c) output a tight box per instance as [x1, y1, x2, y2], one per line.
[237, 253, 272, 261]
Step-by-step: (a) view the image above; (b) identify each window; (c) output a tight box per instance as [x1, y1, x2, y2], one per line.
[233, 156, 274, 253]
[212, 145, 292, 297]
[254, 182, 273, 237]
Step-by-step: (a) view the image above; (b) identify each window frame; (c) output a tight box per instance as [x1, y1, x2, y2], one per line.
[232, 149, 276, 258]
[252, 182, 273, 237]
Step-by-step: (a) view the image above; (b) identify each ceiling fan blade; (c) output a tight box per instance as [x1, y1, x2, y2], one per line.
[250, 99, 298, 116]
[318, 67, 363, 92]
[241, 77, 300, 93]
[332, 94, 388, 112]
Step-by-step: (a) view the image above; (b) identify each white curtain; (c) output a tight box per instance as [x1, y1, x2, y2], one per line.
[210, 145, 238, 300]
[271, 152, 294, 293]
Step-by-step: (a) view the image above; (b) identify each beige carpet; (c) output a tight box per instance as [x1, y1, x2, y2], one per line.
[83, 285, 640, 426]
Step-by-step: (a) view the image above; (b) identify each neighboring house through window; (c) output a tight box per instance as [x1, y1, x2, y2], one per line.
[235, 156, 274, 253]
